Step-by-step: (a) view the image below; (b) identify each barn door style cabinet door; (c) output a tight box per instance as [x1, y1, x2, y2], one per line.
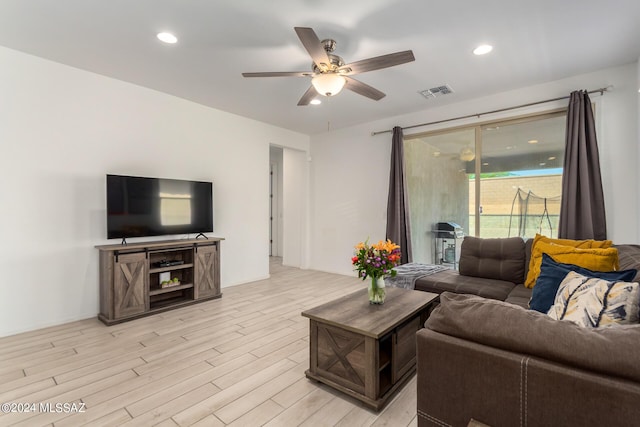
[97, 237, 223, 325]
[194, 243, 221, 299]
[113, 252, 149, 319]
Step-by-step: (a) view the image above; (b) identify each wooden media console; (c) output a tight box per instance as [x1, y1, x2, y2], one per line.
[95, 237, 223, 325]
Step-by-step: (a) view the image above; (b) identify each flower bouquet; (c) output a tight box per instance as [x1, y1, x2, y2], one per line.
[352, 239, 402, 304]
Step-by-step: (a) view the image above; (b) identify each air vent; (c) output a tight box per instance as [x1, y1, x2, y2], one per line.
[419, 84, 455, 99]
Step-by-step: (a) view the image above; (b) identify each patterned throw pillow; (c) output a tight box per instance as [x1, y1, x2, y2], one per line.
[548, 271, 640, 327]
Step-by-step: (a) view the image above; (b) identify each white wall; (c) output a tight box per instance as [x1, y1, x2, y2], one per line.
[282, 148, 309, 268]
[310, 63, 640, 276]
[309, 125, 391, 275]
[638, 57, 640, 219]
[0, 46, 309, 337]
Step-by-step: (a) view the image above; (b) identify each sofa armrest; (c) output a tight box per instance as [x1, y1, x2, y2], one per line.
[417, 329, 640, 427]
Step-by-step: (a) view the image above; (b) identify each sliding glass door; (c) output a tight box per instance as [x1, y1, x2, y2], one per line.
[404, 111, 566, 264]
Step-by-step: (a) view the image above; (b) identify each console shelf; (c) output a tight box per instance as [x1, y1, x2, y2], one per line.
[149, 263, 195, 274]
[96, 237, 223, 325]
[149, 283, 194, 296]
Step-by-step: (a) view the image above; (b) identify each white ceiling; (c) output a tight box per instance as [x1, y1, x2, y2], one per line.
[1, 0, 639, 135]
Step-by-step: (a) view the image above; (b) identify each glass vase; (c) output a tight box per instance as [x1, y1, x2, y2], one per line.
[368, 276, 386, 304]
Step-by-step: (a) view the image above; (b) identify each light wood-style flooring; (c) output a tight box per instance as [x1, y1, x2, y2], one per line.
[0, 257, 419, 426]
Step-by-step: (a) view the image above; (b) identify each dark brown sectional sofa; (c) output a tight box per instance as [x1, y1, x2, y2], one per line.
[414, 237, 640, 427]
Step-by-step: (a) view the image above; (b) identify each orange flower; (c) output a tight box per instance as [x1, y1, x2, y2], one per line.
[372, 240, 385, 251]
[373, 239, 400, 253]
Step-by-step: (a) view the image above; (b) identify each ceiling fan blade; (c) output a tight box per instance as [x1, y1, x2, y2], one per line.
[340, 50, 415, 75]
[294, 27, 331, 71]
[344, 77, 386, 101]
[242, 71, 312, 78]
[297, 86, 318, 106]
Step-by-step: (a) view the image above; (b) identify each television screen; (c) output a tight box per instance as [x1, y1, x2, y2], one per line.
[107, 174, 213, 239]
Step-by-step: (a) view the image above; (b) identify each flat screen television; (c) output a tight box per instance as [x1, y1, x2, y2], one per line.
[107, 174, 213, 239]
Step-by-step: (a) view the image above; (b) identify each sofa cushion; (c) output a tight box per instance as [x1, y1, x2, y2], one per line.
[425, 292, 640, 383]
[616, 244, 640, 282]
[458, 236, 526, 284]
[415, 269, 514, 301]
[548, 271, 640, 327]
[530, 254, 637, 313]
[525, 239, 619, 288]
[504, 284, 532, 308]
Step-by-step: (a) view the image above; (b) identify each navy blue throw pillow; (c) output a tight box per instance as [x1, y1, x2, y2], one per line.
[529, 253, 637, 313]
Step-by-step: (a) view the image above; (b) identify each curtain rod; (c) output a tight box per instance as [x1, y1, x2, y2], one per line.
[371, 86, 611, 136]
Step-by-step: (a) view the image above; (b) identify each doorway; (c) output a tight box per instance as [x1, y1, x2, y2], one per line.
[269, 146, 283, 258]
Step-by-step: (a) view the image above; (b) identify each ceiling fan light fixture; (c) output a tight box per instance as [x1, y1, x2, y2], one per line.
[243, 27, 414, 105]
[311, 73, 346, 97]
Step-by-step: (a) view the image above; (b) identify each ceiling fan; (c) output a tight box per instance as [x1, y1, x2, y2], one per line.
[242, 27, 415, 106]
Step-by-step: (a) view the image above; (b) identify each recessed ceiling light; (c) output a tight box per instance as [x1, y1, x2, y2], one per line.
[506, 145, 514, 150]
[539, 162, 546, 166]
[157, 32, 177, 44]
[482, 162, 489, 166]
[310, 99, 321, 105]
[528, 139, 539, 144]
[473, 44, 493, 55]
[548, 156, 556, 160]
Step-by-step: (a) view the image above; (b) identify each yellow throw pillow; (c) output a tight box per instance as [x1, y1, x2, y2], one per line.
[525, 236, 615, 288]
[532, 234, 612, 250]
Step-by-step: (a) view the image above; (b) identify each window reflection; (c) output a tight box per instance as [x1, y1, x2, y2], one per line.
[159, 180, 192, 226]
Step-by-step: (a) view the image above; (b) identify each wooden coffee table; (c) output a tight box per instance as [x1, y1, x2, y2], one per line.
[301, 287, 438, 410]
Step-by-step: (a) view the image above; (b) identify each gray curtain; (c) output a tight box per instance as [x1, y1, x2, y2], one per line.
[558, 90, 607, 240]
[386, 126, 413, 263]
